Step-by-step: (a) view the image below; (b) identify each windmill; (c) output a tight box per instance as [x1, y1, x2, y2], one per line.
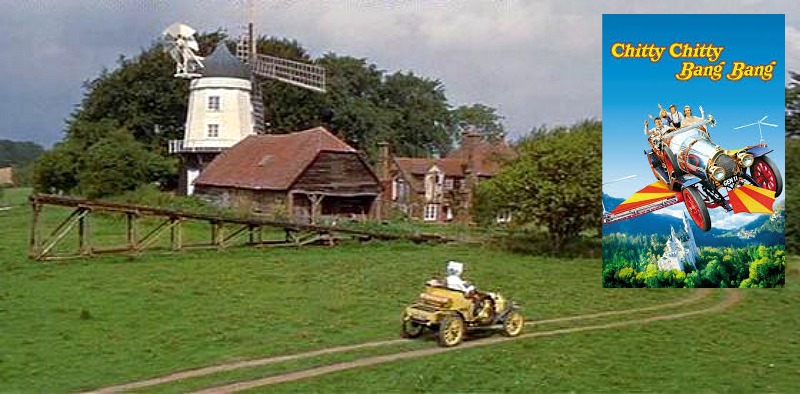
[233, 1, 326, 133]
[162, 13, 326, 195]
[733, 115, 778, 144]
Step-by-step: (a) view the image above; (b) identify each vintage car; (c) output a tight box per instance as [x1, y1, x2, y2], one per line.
[645, 114, 783, 231]
[401, 280, 523, 347]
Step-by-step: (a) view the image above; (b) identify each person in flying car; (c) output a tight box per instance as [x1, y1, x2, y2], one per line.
[681, 105, 705, 127]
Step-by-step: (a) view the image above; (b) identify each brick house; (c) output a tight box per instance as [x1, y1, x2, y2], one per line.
[377, 132, 515, 223]
[194, 127, 382, 222]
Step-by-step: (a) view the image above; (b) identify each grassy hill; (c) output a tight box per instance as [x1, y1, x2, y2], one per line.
[0, 188, 797, 392]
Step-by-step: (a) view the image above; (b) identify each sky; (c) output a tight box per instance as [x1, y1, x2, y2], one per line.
[1, 1, 799, 150]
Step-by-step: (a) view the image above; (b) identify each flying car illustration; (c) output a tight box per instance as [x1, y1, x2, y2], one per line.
[604, 113, 782, 231]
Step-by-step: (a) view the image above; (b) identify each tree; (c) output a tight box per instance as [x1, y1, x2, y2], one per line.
[0, 140, 45, 168]
[787, 72, 800, 137]
[78, 130, 175, 199]
[448, 103, 506, 143]
[33, 140, 83, 194]
[0, 139, 44, 187]
[477, 120, 602, 250]
[786, 72, 799, 253]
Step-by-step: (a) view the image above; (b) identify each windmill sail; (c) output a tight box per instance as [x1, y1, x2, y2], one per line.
[251, 53, 326, 92]
[235, 23, 326, 134]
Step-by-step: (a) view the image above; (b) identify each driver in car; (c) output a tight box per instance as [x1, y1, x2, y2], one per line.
[645, 117, 674, 136]
[445, 261, 475, 293]
[445, 261, 494, 318]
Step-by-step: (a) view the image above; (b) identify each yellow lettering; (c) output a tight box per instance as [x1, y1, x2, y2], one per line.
[675, 61, 725, 82]
[669, 42, 683, 58]
[611, 42, 625, 58]
[675, 61, 695, 81]
[726, 60, 777, 82]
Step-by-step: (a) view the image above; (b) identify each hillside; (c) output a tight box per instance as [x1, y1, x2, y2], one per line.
[603, 193, 785, 247]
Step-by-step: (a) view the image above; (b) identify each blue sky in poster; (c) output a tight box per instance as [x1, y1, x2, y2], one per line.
[602, 13, 786, 220]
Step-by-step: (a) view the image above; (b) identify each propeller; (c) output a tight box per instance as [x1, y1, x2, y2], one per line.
[733, 115, 778, 144]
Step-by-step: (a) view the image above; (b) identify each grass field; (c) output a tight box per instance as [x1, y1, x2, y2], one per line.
[1, 188, 797, 392]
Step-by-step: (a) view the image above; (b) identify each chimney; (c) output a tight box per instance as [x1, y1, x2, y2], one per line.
[376, 141, 392, 220]
[377, 141, 391, 181]
[460, 130, 481, 174]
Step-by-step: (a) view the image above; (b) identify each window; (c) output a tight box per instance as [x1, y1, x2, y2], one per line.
[207, 95, 220, 111]
[496, 210, 512, 224]
[444, 205, 453, 221]
[424, 204, 438, 221]
[207, 124, 220, 138]
[444, 178, 454, 190]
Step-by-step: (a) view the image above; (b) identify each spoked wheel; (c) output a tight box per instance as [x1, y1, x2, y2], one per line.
[438, 314, 465, 347]
[682, 187, 711, 231]
[751, 156, 783, 198]
[401, 319, 424, 339]
[502, 311, 524, 337]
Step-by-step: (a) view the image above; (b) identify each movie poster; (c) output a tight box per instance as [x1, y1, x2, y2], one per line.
[602, 14, 786, 288]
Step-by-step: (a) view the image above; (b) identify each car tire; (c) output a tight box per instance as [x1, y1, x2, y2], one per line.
[682, 187, 711, 231]
[502, 311, 524, 337]
[401, 319, 424, 339]
[750, 156, 783, 198]
[437, 314, 465, 347]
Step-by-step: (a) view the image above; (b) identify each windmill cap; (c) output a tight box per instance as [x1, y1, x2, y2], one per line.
[202, 43, 251, 79]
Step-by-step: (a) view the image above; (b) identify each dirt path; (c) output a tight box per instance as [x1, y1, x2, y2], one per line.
[88, 290, 716, 393]
[193, 290, 741, 393]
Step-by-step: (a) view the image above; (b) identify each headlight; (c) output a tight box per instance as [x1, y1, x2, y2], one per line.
[709, 165, 726, 181]
[738, 152, 754, 167]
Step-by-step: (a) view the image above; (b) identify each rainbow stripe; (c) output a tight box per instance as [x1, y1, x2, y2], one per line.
[610, 181, 679, 215]
[727, 184, 775, 214]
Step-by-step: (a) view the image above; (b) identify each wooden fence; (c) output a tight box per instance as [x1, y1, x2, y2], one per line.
[29, 194, 452, 261]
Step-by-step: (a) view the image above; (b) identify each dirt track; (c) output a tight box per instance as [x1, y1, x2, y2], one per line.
[88, 289, 739, 393]
[192, 290, 741, 393]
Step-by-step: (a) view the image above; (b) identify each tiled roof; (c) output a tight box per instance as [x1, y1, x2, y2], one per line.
[194, 127, 356, 190]
[392, 137, 515, 191]
[447, 138, 516, 177]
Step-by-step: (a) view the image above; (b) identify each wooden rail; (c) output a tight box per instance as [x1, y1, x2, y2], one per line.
[28, 194, 452, 261]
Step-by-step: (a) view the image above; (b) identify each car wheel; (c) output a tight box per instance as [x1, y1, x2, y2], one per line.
[438, 314, 465, 347]
[401, 319, 424, 339]
[682, 187, 711, 231]
[502, 311, 524, 337]
[751, 156, 783, 198]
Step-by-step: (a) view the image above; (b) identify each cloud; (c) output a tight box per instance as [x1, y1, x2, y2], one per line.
[1, 1, 799, 147]
[787, 26, 800, 74]
[708, 209, 761, 230]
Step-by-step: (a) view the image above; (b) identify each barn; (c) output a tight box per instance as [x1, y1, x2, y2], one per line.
[193, 127, 381, 223]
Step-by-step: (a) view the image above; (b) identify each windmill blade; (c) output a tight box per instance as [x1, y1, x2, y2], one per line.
[252, 53, 326, 93]
[760, 122, 778, 127]
[759, 115, 768, 122]
[163, 23, 196, 38]
[733, 122, 758, 130]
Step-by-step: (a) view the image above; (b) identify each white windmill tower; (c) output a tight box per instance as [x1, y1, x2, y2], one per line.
[733, 115, 778, 145]
[163, 17, 326, 195]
